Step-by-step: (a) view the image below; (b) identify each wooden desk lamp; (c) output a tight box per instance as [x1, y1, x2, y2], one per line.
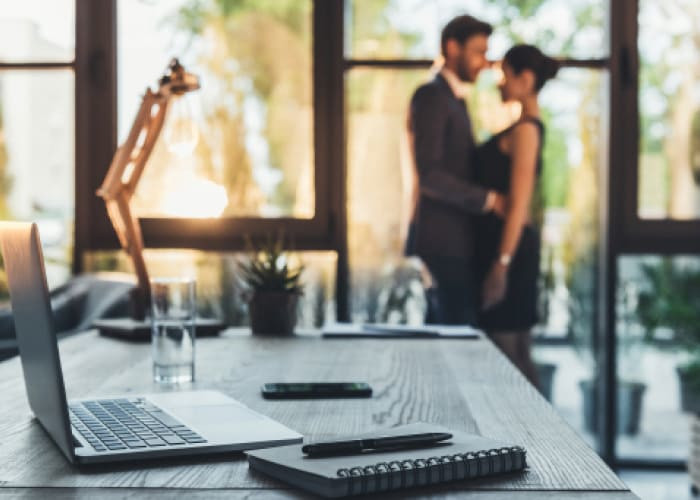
[96, 59, 200, 320]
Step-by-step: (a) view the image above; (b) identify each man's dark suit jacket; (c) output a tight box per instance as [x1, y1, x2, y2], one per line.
[406, 73, 488, 260]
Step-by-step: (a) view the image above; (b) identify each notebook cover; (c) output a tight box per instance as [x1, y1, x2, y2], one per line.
[247, 423, 525, 498]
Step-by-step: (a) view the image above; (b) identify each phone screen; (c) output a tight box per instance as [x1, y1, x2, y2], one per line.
[261, 382, 372, 399]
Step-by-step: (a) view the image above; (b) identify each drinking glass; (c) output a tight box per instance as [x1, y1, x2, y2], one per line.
[150, 277, 196, 384]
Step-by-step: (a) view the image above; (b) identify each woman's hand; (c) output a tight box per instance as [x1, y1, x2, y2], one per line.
[482, 262, 509, 310]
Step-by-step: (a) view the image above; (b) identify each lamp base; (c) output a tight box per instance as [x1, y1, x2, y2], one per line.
[93, 317, 225, 342]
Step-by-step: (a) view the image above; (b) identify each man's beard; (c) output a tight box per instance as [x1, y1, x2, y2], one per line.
[456, 59, 473, 83]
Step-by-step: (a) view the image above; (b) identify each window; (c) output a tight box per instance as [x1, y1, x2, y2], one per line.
[81, 0, 334, 256]
[615, 255, 697, 462]
[0, 0, 74, 62]
[118, 0, 314, 220]
[637, 0, 700, 220]
[83, 249, 336, 328]
[344, 0, 607, 450]
[0, 2, 75, 296]
[346, 0, 607, 60]
[346, 68, 427, 323]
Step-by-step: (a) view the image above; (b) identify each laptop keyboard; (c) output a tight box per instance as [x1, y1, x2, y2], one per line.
[69, 398, 207, 452]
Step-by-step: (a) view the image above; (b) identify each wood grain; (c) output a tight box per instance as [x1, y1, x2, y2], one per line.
[0, 329, 637, 499]
[0, 488, 639, 500]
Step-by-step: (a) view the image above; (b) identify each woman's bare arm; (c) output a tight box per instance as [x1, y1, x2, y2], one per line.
[482, 121, 539, 310]
[499, 122, 539, 257]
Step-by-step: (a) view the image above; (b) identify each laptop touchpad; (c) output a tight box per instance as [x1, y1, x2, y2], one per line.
[173, 404, 268, 441]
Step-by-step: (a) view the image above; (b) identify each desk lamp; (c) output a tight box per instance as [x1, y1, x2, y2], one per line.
[96, 59, 200, 321]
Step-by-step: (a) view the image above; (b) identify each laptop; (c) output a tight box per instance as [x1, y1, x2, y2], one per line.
[0, 222, 302, 464]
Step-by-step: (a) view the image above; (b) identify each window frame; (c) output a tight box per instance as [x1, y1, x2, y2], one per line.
[607, 0, 693, 469]
[75, 0, 341, 259]
[615, 0, 700, 254]
[0, 16, 76, 266]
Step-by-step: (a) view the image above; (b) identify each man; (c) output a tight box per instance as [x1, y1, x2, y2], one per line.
[406, 15, 505, 325]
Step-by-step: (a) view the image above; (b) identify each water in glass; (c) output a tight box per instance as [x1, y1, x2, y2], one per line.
[151, 277, 196, 384]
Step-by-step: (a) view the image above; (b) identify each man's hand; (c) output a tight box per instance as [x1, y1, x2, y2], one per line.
[482, 262, 508, 310]
[491, 193, 507, 217]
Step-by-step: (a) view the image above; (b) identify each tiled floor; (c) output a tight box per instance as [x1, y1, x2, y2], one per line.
[618, 469, 694, 500]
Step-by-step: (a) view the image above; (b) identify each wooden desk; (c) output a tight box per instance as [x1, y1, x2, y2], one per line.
[0, 330, 637, 499]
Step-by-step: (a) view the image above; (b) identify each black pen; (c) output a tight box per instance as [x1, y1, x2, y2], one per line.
[302, 432, 453, 456]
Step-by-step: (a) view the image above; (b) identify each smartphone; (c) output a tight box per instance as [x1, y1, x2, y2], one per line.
[261, 382, 373, 399]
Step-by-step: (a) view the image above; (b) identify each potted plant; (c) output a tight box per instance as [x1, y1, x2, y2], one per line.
[238, 235, 303, 336]
[636, 258, 700, 414]
[635, 257, 700, 487]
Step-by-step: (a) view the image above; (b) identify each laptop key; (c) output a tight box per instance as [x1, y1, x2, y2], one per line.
[144, 438, 166, 447]
[162, 435, 186, 445]
[176, 432, 202, 439]
[183, 437, 207, 443]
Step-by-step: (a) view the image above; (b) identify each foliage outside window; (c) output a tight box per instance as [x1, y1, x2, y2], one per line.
[118, 0, 314, 220]
[637, 0, 700, 219]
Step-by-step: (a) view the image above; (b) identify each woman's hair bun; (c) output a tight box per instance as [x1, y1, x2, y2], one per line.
[504, 44, 559, 92]
[543, 55, 560, 82]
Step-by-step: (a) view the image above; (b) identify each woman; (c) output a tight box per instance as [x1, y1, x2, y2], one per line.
[475, 45, 560, 385]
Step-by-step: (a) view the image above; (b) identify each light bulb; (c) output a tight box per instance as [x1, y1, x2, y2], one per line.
[164, 93, 199, 156]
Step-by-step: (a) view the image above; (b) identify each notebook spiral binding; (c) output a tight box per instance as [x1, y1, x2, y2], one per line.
[336, 446, 526, 496]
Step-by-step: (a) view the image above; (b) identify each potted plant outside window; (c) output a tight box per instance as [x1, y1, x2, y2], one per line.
[569, 256, 647, 436]
[239, 236, 303, 336]
[635, 257, 700, 491]
[636, 258, 700, 414]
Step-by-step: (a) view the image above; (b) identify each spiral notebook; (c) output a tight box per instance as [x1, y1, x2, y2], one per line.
[247, 423, 526, 498]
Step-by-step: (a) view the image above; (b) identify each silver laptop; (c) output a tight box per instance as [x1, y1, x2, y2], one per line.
[0, 222, 302, 464]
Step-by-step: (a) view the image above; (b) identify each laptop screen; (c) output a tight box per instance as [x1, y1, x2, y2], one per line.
[0, 222, 74, 460]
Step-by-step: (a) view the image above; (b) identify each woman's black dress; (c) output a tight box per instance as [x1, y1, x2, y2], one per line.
[474, 117, 544, 331]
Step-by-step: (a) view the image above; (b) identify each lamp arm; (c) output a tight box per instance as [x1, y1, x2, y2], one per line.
[97, 89, 171, 318]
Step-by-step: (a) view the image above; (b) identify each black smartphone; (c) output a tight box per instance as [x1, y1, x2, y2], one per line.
[261, 382, 373, 399]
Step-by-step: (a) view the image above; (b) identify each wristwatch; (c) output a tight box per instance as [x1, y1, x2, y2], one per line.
[498, 253, 512, 266]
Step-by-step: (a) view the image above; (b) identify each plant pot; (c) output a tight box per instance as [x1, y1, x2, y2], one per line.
[248, 291, 299, 336]
[678, 367, 700, 414]
[690, 415, 700, 493]
[579, 379, 646, 436]
[535, 362, 557, 402]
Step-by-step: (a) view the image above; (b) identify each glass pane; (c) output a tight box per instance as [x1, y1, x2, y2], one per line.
[616, 255, 695, 461]
[118, 0, 314, 218]
[347, 0, 606, 60]
[0, 0, 74, 63]
[0, 70, 74, 302]
[474, 67, 605, 446]
[638, 0, 700, 219]
[83, 250, 336, 328]
[346, 68, 429, 324]
[347, 66, 606, 449]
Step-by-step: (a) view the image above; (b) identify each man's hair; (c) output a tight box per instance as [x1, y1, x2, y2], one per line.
[441, 15, 493, 56]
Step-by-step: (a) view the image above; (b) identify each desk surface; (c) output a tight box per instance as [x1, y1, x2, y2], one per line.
[0, 330, 637, 499]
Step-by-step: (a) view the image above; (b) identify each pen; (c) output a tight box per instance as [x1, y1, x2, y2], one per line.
[302, 432, 453, 456]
